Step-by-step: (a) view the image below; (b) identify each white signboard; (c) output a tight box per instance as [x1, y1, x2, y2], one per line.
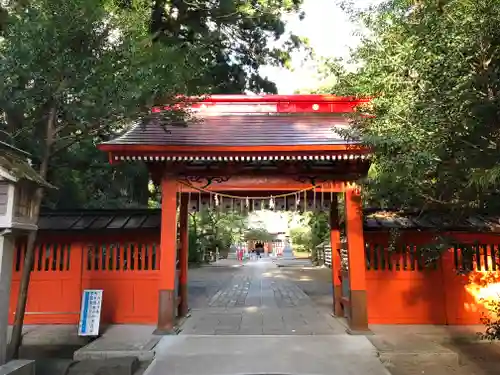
[78, 289, 103, 336]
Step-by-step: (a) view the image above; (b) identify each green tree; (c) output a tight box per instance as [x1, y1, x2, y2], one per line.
[308, 211, 329, 263]
[189, 209, 248, 262]
[244, 227, 274, 242]
[323, 0, 500, 217]
[289, 212, 329, 264]
[0, 0, 205, 358]
[2, 0, 311, 211]
[43, 138, 150, 209]
[147, 0, 308, 93]
[289, 225, 310, 252]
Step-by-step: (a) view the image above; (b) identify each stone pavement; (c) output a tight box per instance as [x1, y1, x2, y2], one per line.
[144, 258, 391, 375]
[145, 335, 389, 375]
[279, 265, 500, 375]
[180, 258, 345, 335]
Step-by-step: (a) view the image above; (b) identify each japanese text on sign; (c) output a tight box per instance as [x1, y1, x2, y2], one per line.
[78, 289, 103, 336]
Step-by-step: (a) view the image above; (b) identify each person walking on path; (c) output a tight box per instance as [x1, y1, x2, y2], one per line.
[255, 243, 264, 259]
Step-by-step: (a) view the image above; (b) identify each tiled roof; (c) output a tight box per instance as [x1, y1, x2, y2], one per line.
[38, 209, 161, 231]
[0, 141, 54, 188]
[38, 209, 500, 233]
[363, 210, 500, 232]
[102, 114, 356, 147]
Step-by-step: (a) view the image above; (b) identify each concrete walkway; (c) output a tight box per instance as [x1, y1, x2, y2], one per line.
[145, 258, 390, 375]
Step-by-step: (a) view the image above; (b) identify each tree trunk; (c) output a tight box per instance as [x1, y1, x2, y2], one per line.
[8, 107, 54, 360]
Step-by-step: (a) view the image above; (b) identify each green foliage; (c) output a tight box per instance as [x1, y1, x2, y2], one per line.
[148, 0, 308, 93]
[309, 211, 329, 248]
[0, 0, 205, 207]
[1, 0, 310, 209]
[189, 209, 248, 261]
[322, 0, 500, 216]
[244, 227, 274, 242]
[289, 226, 309, 252]
[289, 212, 330, 263]
[188, 222, 203, 263]
[45, 138, 151, 209]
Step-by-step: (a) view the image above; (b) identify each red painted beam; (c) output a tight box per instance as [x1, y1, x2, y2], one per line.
[175, 94, 368, 103]
[152, 94, 371, 114]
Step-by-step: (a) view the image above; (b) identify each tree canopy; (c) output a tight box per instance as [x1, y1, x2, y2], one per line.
[244, 227, 274, 242]
[0, 0, 208, 357]
[148, 0, 307, 93]
[0, 0, 204, 199]
[322, 0, 500, 217]
[189, 209, 248, 262]
[0, 0, 309, 210]
[289, 211, 329, 263]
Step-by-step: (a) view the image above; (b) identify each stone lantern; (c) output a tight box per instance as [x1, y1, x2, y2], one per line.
[0, 141, 52, 365]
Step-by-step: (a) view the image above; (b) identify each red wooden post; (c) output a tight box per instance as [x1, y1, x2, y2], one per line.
[156, 175, 178, 334]
[345, 187, 370, 333]
[178, 192, 189, 317]
[329, 194, 343, 317]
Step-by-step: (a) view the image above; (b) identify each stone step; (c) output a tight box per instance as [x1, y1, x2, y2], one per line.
[73, 326, 160, 362]
[67, 357, 139, 375]
[35, 359, 75, 375]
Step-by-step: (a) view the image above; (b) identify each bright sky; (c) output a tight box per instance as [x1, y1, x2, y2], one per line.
[259, 0, 377, 94]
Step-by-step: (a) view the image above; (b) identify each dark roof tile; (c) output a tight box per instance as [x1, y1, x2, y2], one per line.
[106, 215, 132, 229]
[103, 114, 356, 147]
[37, 209, 500, 233]
[38, 215, 79, 230]
[88, 216, 115, 230]
[0, 141, 54, 188]
[123, 215, 148, 229]
[411, 216, 435, 228]
[71, 215, 98, 230]
[142, 215, 161, 228]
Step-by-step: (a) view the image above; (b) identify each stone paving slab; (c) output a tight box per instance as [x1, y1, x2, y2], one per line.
[74, 325, 159, 361]
[145, 335, 391, 375]
[0, 360, 35, 375]
[180, 258, 346, 335]
[369, 334, 459, 367]
[7, 325, 89, 347]
[68, 357, 139, 375]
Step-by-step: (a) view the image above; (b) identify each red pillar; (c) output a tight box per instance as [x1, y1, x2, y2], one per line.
[178, 193, 189, 317]
[345, 187, 370, 333]
[156, 175, 178, 334]
[329, 194, 343, 317]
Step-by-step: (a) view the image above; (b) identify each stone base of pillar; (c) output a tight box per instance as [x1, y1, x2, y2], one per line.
[333, 285, 344, 317]
[154, 289, 178, 336]
[346, 289, 372, 334]
[178, 283, 189, 317]
[0, 234, 15, 365]
[345, 327, 374, 335]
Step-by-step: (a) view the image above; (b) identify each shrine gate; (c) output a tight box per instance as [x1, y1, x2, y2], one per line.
[98, 94, 371, 333]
